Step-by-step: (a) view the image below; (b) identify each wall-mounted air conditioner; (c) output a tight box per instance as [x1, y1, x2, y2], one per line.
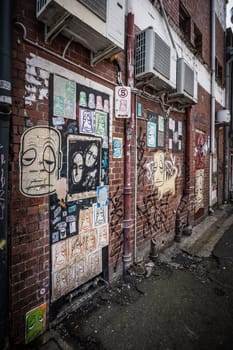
[135, 27, 176, 92]
[216, 109, 231, 124]
[168, 58, 198, 105]
[36, 0, 125, 65]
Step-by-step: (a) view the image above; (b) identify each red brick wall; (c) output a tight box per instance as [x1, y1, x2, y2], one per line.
[9, 0, 226, 345]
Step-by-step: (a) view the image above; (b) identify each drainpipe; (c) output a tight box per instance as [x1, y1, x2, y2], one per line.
[122, 12, 135, 274]
[0, 0, 12, 348]
[224, 53, 232, 202]
[209, 0, 216, 210]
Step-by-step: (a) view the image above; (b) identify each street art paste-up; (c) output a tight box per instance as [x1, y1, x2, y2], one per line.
[97, 185, 109, 207]
[67, 135, 101, 200]
[53, 75, 76, 120]
[97, 224, 109, 248]
[153, 151, 178, 199]
[52, 240, 68, 272]
[79, 208, 92, 233]
[25, 303, 46, 344]
[19, 126, 62, 197]
[79, 108, 95, 134]
[169, 118, 183, 151]
[52, 267, 69, 300]
[68, 234, 84, 261]
[195, 169, 204, 213]
[93, 203, 108, 227]
[113, 137, 123, 158]
[84, 229, 97, 254]
[86, 250, 102, 279]
[147, 121, 157, 148]
[95, 110, 107, 137]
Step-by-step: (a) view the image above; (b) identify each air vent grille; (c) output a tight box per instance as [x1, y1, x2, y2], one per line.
[78, 0, 107, 22]
[153, 32, 170, 79]
[135, 31, 146, 76]
[184, 62, 194, 96]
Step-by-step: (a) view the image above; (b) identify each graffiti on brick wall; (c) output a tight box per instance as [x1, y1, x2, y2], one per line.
[109, 186, 124, 271]
[195, 169, 204, 213]
[19, 126, 62, 197]
[137, 190, 170, 238]
[153, 151, 178, 199]
[20, 72, 111, 301]
[137, 127, 147, 185]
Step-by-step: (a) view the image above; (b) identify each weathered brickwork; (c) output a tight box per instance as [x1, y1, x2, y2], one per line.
[8, 0, 226, 345]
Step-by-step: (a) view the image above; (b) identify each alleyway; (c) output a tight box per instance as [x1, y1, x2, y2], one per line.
[22, 205, 233, 350]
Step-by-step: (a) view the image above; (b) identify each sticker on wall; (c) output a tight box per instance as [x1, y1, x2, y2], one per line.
[53, 75, 76, 119]
[97, 185, 109, 207]
[95, 111, 107, 137]
[19, 126, 62, 197]
[67, 135, 101, 200]
[93, 203, 108, 227]
[113, 137, 123, 158]
[25, 303, 46, 344]
[79, 108, 94, 135]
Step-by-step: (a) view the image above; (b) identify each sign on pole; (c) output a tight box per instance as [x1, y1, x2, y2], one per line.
[115, 86, 131, 118]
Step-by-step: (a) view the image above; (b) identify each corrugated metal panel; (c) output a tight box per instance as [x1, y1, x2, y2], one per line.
[153, 32, 170, 80]
[184, 62, 194, 96]
[135, 31, 146, 76]
[78, 0, 107, 22]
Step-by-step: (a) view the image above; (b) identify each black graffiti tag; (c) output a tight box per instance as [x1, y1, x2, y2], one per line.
[137, 190, 170, 238]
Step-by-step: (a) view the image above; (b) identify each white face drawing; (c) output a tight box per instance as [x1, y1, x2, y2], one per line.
[85, 143, 98, 167]
[72, 152, 83, 183]
[19, 126, 62, 197]
[154, 151, 165, 187]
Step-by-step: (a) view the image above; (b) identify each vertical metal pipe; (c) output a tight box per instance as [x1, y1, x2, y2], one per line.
[209, 0, 216, 209]
[122, 12, 135, 273]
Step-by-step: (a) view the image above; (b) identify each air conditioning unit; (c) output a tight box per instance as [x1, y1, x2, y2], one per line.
[216, 109, 231, 124]
[168, 58, 198, 105]
[36, 0, 125, 65]
[135, 27, 176, 92]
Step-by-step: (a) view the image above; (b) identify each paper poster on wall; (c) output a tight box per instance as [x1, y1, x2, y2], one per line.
[168, 118, 182, 151]
[147, 112, 165, 148]
[25, 303, 46, 344]
[53, 75, 76, 119]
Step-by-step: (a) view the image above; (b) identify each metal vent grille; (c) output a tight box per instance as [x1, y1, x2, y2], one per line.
[78, 0, 107, 22]
[184, 62, 194, 96]
[153, 32, 170, 79]
[135, 31, 146, 76]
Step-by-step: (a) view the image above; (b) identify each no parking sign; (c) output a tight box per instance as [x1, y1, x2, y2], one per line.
[115, 86, 131, 118]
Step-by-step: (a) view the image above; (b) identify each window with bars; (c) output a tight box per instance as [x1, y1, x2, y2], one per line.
[194, 23, 203, 57]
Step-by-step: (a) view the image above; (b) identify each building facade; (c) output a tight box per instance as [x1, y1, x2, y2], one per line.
[0, 0, 228, 346]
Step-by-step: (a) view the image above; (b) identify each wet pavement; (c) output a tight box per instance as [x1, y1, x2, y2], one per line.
[23, 203, 233, 350]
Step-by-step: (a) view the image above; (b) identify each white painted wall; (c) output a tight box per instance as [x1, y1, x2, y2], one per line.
[128, 0, 225, 107]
